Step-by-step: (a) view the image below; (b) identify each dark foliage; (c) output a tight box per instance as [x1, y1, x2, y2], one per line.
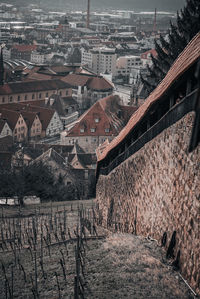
[143, 0, 200, 95]
[0, 162, 77, 204]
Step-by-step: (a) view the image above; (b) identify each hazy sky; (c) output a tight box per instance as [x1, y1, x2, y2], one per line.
[64, 0, 186, 11]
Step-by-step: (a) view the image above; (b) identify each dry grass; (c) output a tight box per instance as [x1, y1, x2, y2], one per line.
[0, 202, 195, 298]
[84, 233, 194, 299]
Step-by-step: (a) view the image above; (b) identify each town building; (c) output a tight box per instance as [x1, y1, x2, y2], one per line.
[60, 94, 137, 153]
[0, 103, 63, 138]
[0, 118, 12, 138]
[0, 79, 71, 104]
[62, 73, 114, 110]
[0, 108, 28, 142]
[81, 47, 117, 75]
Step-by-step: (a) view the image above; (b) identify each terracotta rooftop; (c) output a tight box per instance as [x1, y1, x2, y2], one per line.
[20, 111, 39, 128]
[98, 32, 200, 162]
[12, 44, 37, 52]
[62, 73, 113, 91]
[0, 108, 23, 130]
[65, 95, 137, 138]
[0, 103, 55, 130]
[0, 79, 70, 95]
[87, 76, 114, 91]
[62, 74, 91, 87]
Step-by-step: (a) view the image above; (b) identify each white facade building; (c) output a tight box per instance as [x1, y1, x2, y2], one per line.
[0, 120, 12, 138]
[81, 47, 117, 75]
[46, 111, 63, 137]
[115, 55, 142, 77]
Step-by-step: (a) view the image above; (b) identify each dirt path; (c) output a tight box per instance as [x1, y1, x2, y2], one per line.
[84, 233, 194, 299]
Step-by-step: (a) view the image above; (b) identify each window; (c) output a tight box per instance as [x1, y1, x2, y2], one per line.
[105, 128, 110, 133]
[59, 91, 62, 96]
[95, 118, 99, 123]
[32, 94, 35, 99]
[46, 92, 48, 97]
[90, 128, 96, 133]
[17, 95, 20, 102]
[39, 93, 41, 99]
[2, 97, 5, 103]
[80, 128, 85, 133]
[66, 90, 68, 96]
[9, 96, 13, 102]
[24, 95, 27, 101]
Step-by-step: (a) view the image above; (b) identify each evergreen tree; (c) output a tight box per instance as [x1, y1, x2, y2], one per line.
[143, 0, 200, 95]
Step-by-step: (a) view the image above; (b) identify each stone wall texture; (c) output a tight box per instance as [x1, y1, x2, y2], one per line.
[96, 112, 200, 294]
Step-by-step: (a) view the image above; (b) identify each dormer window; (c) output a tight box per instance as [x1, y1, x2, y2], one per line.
[80, 128, 85, 133]
[95, 118, 99, 123]
[91, 128, 96, 133]
[105, 128, 110, 133]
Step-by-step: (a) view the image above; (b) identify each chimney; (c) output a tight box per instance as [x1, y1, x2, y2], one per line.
[50, 97, 55, 106]
[0, 47, 4, 86]
[153, 8, 157, 35]
[86, 0, 90, 29]
[45, 97, 49, 105]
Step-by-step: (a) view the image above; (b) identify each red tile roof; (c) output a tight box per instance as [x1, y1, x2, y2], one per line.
[87, 77, 114, 91]
[141, 49, 157, 59]
[0, 109, 23, 130]
[20, 111, 39, 128]
[65, 95, 137, 138]
[0, 103, 55, 130]
[98, 32, 200, 162]
[61, 73, 114, 91]
[0, 79, 70, 95]
[62, 74, 91, 87]
[12, 44, 37, 52]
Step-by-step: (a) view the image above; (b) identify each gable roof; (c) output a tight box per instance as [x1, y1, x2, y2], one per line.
[66, 94, 137, 138]
[61, 73, 114, 91]
[0, 109, 23, 130]
[0, 119, 7, 133]
[0, 103, 55, 130]
[98, 32, 200, 162]
[20, 111, 39, 128]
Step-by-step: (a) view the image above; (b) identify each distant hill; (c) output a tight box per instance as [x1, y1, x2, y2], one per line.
[9, 0, 186, 12]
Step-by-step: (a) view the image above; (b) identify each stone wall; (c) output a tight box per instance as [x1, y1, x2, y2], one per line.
[96, 112, 200, 294]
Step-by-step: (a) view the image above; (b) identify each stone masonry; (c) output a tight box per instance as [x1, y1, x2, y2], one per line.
[96, 112, 200, 294]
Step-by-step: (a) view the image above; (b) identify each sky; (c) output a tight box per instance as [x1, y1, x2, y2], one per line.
[62, 0, 186, 11]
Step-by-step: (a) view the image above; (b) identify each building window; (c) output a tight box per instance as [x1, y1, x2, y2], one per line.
[90, 128, 96, 133]
[95, 118, 99, 123]
[2, 97, 5, 103]
[46, 92, 48, 97]
[39, 93, 41, 99]
[66, 90, 68, 96]
[32, 94, 35, 99]
[80, 128, 84, 133]
[9, 96, 13, 102]
[59, 91, 62, 96]
[105, 128, 110, 133]
[24, 95, 27, 101]
[17, 95, 20, 102]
